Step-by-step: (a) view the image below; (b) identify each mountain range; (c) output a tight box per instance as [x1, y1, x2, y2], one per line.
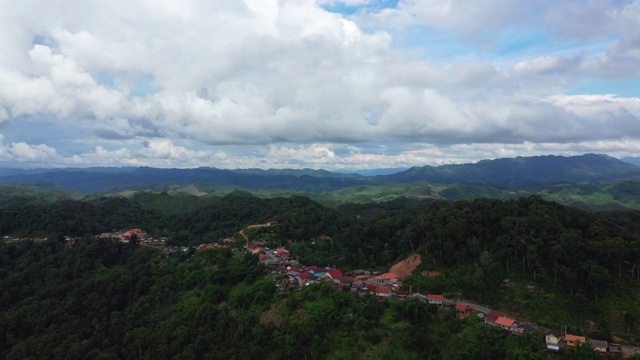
[0, 153, 638, 195]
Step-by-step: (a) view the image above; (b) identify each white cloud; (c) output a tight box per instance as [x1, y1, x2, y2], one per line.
[70, 146, 137, 166]
[0, 135, 62, 165]
[142, 138, 209, 162]
[0, 0, 639, 170]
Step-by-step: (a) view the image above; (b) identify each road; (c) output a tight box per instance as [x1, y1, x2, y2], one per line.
[451, 298, 640, 355]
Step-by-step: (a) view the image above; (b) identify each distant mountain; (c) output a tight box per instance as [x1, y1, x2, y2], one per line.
[0, 182, 79, 205]
[334, 167, 409, 176]
[621, 157, 640, 166]
[2, 154, 640, 195]
[536, 180, 640, 211]
[381, 154, 640, 187]
[0, 166, 136, 177]
[231, 168, 360, 178]
[0, 167, 369, 194]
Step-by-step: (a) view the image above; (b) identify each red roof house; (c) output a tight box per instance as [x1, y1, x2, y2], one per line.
[495, 316, 516, 329]
[376, 286, 392, 297]
[455, 304, 472, 318]
[378, 272, 399, 280]
[276, 247, 290, 257]
[486, 311, 505, 322]
[565, 334, 586, 347]
[326, 269, 344, 281]
[288, 265, 304, 272]
[427, 294, 444, 305]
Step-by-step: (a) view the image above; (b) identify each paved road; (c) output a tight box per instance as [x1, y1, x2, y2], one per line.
[621, 345, 640, 356]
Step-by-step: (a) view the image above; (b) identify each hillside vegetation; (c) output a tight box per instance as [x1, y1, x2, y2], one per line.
[1, 193, 640, 345]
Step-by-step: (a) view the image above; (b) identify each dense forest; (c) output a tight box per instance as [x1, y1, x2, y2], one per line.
[2, 192, 640, 358]
[1, 238, 617, 359]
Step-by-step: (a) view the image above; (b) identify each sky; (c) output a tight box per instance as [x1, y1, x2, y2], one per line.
[0, 0, 639, 170]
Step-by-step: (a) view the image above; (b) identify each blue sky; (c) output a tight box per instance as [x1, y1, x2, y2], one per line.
[0, 0, 639, 169]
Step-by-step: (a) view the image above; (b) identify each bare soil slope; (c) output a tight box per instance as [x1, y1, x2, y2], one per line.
[389, 253, 422, 279]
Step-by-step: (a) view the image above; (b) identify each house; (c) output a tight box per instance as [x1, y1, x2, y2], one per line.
[427, 294, 444, 305]
[455, 304, 472, 318]
[588, 339, 608, 352]
[484, 311, 505, 325]
[565, 334, 586, 347]
[311, 267, 327, 277]
[376, 286, 392, 297]
[340, 276, 355, 286]
[288, 265, 304, 273]
[296, 271, 312, 285]
[326, 269, 344, 282]
[545, 330, 562, 352]
[495, 316, 516, 330]
[357, 287, 370, 296]
[276, 247, 290, 258]
[376, 272, 399, 285]
[516, 323, 536, 334]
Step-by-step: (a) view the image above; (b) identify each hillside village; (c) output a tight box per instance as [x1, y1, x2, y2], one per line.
[245, 242, 634, 356]
[236, 222, 640, 358]
[5, 223, 640, 357]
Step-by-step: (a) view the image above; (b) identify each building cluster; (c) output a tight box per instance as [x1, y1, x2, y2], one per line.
[477, 311, 536, 335]
[545, 330, 626, 355]
[97, 228, 154, 243]
[248, 241, 423, 299]
[244, 240, 578, 348]
[3, 236, 48, 243]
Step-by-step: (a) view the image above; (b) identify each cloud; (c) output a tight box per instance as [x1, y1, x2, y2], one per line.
[0, 0, 639, 170]
[70, 146, 137, 166]
[0, 135, 62, 165]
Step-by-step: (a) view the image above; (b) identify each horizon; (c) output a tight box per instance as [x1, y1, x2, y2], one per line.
[1, 1, 639, 170]
[0, 152, 636, 173]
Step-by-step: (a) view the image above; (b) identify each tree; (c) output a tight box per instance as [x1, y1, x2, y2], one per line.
[128, 233, 139, 247]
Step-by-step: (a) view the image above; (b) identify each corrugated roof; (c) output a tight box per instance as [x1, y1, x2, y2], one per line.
[495, 316, 516, 327]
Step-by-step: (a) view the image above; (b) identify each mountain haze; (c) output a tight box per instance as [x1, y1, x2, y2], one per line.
[1, 154, 639, 194]
[382, 154, 640, 187]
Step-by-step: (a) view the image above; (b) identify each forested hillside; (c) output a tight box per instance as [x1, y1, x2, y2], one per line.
[2, 193, 640, 358]
[1, 238, 613, 360]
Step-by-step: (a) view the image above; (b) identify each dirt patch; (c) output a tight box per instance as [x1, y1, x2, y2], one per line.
[389, 253, 422, 279]
[259, 304, 283, 328]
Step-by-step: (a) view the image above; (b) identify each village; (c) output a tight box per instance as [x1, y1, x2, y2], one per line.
[236, 222, 640, 358]
[5, 224, 640, 357]
[246, 242, 633, 357]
